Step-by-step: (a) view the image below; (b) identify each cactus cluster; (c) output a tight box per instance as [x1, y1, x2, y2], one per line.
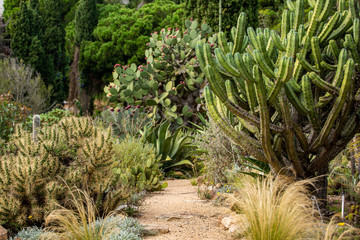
[0, 117, 129, 230]
[105, 20, 217, 125]
[196, 0, 360, 179]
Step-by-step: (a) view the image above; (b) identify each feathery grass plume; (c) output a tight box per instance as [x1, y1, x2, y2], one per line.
[233, 174, 318, 240]
[42, 187, 118, 240]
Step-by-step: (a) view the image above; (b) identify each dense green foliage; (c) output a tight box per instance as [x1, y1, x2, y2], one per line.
[79, 0, 184, 83]
[184, 0, 259, 34]
[74, 0, 98, 46]
[9, 0, 67, 102]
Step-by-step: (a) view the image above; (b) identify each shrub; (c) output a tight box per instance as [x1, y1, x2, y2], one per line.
[233, 175, 318, 239]
[112, 136, 165, 191]
[0, 58, 52, 113]
[0, 93, 30, 144]
[75, 0, 184, 84]
[0, 116, 129, 231]
[193, 118, 245, 184]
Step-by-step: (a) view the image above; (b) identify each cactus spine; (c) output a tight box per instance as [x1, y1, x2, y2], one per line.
[197, 0, 360, 181]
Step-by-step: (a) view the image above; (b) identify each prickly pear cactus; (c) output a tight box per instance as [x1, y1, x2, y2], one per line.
[196, 0, 360, 180]
[105, 20, 217, 126]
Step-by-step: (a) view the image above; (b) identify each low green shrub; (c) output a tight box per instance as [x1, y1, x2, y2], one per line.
[24, 108, 71, 130]
[112, 136, 166, 191]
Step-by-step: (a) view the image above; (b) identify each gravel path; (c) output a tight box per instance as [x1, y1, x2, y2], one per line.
[138, 179, 232, 240]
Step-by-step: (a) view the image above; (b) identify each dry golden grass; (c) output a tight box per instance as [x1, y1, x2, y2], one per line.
[41, 187, 118, 240]
[233, 175, 318, 240]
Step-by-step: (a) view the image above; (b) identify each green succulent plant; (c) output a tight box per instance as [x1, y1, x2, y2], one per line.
[105, 19, 217, 126]
[196, 0, 360, 195]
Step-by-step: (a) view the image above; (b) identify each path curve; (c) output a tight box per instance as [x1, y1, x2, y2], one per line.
[138, 179, 232, 240]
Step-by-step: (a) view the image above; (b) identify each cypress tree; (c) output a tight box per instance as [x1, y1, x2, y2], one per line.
[68, 0, 98, 112]
[41, 0, 67, 100]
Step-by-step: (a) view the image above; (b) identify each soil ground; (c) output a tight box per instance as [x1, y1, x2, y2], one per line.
[138, 179, 233, 240]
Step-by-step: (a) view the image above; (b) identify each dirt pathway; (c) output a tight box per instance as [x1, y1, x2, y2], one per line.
[138, 179, 232, 240]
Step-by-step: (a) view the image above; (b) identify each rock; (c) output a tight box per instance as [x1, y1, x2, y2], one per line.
[143, 224, 169, 235]
[221, 216, 233, 229]
[221, 214, 248, 235]
[0, 225, 7, 240]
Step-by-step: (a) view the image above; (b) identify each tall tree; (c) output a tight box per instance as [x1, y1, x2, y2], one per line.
[41, 0, 67, 100]
[10, 1, 46, 78]
[68, 0, 98, 112]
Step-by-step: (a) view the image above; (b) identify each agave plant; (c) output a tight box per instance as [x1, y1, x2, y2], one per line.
[140, 121, 196, 172]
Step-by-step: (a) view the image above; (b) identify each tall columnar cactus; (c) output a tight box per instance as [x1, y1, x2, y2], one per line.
[196, 0, 360, 187]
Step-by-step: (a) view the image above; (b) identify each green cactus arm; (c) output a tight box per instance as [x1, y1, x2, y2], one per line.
[204, 65, 227, 102]
[306, 0, 324, 37]
[296, 53, 320, 73]
[320, 61, 337, 71]
[234, 53, 256, 82]
[195, 44, 206, 72]
[301, 74, 321, 131]
[225, 80, 250, 110]
[286, 30, 299, 59]
[257, 32, 276, 70]
[327, 10, 353, 42]
[253, 65, 283, 172]
[281, 10, 291, 39]
[245, 80, 258, 114]
[311, 36, 323, 70]
[308, 72, 340, 95]
[294, 0, 305, 30]
[215, 48, 242, 77]
[267, 57, 293, 105]
[204, 86, 267, 163]
[329, 40, 340, 62]
[232, 12, 247, 55]
[344, 34, 360, 64]
[284, 82, 308, 115]
[317, 0, 335, 22]
[318, 12, 340, 46]
[349, 0, 359, 20]
[253, 50, 276, 79]
[310, 58, 355, 151]
[354, 18, 359, 46]
[271, 30, 286, 51]
[293, 124, 310, 153]
[218, 32, 230, 54]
